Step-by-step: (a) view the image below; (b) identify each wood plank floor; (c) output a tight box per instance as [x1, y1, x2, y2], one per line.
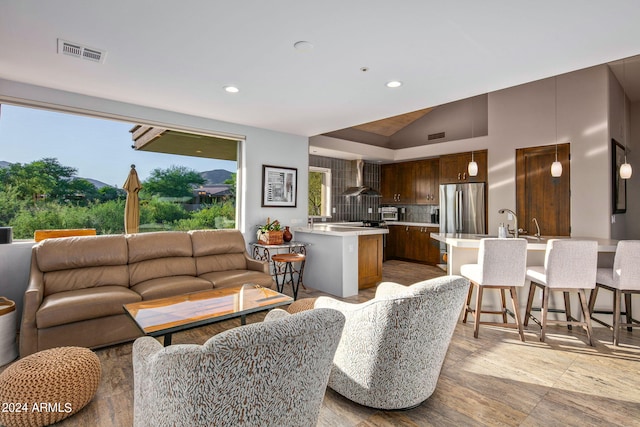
[8, 260, 640, 426]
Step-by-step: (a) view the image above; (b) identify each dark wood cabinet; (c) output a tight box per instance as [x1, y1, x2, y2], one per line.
[414, 158, 439, 205]
[386, 225, 440, 265]
[358, 234, 383, 289]
[382, 159, 439, 205]
[381, 163, 415, 204]
[426, 227, 441, 265]
[439, 150, 487, 184]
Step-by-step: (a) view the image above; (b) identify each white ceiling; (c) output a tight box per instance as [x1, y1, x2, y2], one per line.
[2, 1, 640, 137]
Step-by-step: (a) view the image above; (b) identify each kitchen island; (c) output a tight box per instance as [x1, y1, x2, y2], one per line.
[431, 233, 617, 275]
[293, 224, 388, 297]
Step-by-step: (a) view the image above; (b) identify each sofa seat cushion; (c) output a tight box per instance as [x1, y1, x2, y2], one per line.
[37, 286, 142, 329]
[199, 270, 274, 288]
[131, 276, 213, 300]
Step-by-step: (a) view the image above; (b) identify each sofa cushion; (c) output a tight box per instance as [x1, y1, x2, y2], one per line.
[43, 265, 130, 297]
[199, 270, 274, 288]
[131, 276, 213, 300]
[129, 257, 197, 286]
[190, 229, 246, 257]
[36, 286, 142, 329]
[127, 232, 193, 263]
[195, 254, 247, 275]
[35, 235, 128, 272]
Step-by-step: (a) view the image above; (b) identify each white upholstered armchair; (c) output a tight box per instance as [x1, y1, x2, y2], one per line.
[132, 308, 345, 427]
[289, 275, 469, 410]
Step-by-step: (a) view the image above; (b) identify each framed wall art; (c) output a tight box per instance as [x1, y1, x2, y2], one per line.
[262, 165, 297, 207]
[612, 139, 627, 214]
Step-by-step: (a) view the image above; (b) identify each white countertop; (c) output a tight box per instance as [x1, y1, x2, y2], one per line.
[387, 221, 439, 227]
[430, 232, 618, 252]
[293, 224, 389, 236]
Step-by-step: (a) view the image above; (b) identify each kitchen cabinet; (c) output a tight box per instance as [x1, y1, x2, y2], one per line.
[358, 234, 383, 289]
[415, 158, 440, 205]
[386, 225, 440, 265]
[439, 150, 487, 184]
[381, 163, 415, 204]
[382, 159, 439, 205]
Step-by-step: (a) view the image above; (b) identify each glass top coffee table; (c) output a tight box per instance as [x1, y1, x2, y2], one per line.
[123, 284, 293, 345]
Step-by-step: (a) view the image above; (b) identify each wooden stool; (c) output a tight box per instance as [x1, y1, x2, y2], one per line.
[271, 253, 306, 300]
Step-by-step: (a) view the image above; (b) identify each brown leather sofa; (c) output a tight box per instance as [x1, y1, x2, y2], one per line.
[20, 229, 274, 357]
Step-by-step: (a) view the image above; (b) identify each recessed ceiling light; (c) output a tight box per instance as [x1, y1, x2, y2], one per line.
[386, 81, 402, 88]
[195, 150, 203, 154]
[223, 85, 240, 93]
[293, 41, 314, 51]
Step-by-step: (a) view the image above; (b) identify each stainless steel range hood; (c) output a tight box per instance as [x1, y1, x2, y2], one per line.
[341, 159, 381, 197]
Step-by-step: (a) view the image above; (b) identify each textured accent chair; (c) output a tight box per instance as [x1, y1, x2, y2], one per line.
[132, 308, 345, 427]
[588, 240, 640, 345]
[524, 239, 598, 345]
[292, 275, 469, 410]
[460, 238, 528, 341]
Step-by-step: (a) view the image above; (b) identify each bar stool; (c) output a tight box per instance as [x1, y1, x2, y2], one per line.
[271, 253, 306, 300]
[524, 239, 598, 345]
[588, 240, 640, 346]
[461, 238, 528, 341]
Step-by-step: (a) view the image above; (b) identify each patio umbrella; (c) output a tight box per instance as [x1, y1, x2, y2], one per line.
[123, 164, 142, 234]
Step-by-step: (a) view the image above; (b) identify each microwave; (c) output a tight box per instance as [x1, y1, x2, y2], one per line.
[380, 206, 398, 221]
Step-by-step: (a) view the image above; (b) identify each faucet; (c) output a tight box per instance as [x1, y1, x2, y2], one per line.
[498, 209, 518, 238]
[532, 218, 541, 240]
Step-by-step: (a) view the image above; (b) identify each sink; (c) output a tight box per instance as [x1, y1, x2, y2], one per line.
[474, 234, 499, 238]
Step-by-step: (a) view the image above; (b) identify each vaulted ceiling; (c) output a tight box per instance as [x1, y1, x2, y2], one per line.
[1, 2, 640, 138]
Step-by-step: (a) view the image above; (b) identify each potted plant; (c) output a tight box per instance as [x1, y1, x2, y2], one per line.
[256, 218, 284, 244]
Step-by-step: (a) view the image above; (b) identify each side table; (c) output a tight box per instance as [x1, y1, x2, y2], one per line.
[251, 241, 310, 291]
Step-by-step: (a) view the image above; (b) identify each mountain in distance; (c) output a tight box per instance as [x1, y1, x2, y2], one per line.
[78, 177, 114, 189]
[200, 169, 233, 184]
[1, 160, 232, 187]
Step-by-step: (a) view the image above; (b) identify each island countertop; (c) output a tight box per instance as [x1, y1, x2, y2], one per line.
[430, 232, 618, 252]
[293, 224, 388, 236]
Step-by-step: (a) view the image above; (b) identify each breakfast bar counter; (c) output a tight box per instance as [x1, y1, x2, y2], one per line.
[430, 233, 617, 275]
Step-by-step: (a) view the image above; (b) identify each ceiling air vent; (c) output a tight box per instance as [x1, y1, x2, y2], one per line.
[428, 131, 445, 141]
[57, 39, 106, 63]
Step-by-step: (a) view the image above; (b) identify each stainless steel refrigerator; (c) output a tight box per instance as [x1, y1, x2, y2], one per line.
[439, 183, 486, 235]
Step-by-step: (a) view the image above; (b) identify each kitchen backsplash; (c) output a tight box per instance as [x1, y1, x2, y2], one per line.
[309, 155, 440, 224]
[395, 205, 440, 224]
[309, 155, 381, 222]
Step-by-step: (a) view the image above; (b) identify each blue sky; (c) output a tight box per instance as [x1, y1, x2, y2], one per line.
[0, 104, 236, 187]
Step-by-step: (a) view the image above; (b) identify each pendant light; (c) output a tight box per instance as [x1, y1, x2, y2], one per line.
[468, 98, 478, 176]
[468, 152, 478, 176]
[551, 145, 563, 177]
[620, 59, 633, 179]
[551, 77, 563, 177]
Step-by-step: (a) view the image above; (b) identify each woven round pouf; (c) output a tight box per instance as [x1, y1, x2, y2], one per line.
[286, 297, 317, 314]
[0, 346, 101, 427]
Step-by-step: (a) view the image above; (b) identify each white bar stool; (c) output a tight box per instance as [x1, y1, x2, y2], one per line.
[461, 238, 528, 341]
[524, 239, 598, 345]
[588, 240, 640, 346]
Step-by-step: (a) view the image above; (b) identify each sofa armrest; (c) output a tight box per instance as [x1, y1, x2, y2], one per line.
[244, 253, 270, 274]
[19, 253, 45, 357]
[375, 281, 409, 299]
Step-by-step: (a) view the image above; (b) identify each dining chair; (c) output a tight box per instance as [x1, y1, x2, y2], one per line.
[461, 238, 528, 341]
[588, 240, 640, 345]
[524, 239, 598, 345]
